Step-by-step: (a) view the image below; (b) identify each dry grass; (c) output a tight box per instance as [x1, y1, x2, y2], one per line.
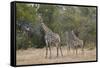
[16, 46, 96, 65]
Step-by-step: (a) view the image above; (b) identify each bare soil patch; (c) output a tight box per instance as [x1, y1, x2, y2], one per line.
[16, 47, 96, 65]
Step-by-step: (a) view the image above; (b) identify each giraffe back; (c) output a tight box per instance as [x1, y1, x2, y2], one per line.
[45, 32, 60, 46]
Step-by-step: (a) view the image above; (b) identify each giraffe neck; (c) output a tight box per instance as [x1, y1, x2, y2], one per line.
[41, 23, 52, 34]
[72, 31, 79, 41]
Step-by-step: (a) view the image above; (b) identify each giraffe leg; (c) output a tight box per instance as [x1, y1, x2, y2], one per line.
[49, 46, 51, 58]
[45, 40, 48, 58]
[75, 47, 78, 55]
[66, 44, 70, 55]
[60, 46, 63, 56]
[57, 46, 59, 57]
[45, 46, 48, 58]
[68, 44, 71, 54]
[81, 45, 84, 55]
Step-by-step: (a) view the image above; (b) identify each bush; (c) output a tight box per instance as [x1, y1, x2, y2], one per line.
[16, 32, 30, 50]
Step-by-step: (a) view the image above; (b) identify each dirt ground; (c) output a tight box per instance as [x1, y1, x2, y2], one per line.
[16, 47, 96, 65]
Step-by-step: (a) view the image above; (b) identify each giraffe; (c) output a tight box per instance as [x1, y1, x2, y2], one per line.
[41, 23, 63, 58]
[66, 30, 84, 55]
[71, 30, 84, 54]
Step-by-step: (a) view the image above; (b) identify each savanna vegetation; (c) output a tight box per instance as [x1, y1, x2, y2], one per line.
[16, 3, 97, 50]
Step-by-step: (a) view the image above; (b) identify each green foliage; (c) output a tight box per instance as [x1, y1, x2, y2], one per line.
[16, 3, 97, 50]
[16, 32, 30, 50]
[16, 3, 37, 25]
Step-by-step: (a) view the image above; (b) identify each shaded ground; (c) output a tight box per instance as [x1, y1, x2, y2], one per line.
[16, 47, 96, 65]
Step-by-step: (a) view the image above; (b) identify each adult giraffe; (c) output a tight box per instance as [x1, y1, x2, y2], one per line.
[40, 22, 63, 58]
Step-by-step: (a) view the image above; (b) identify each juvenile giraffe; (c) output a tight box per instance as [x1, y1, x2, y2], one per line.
[71, 30, 84, 54]
[66, 30, 84, 54]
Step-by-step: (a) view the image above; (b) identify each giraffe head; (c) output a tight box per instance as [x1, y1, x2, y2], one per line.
[71, 30, 74, 33]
